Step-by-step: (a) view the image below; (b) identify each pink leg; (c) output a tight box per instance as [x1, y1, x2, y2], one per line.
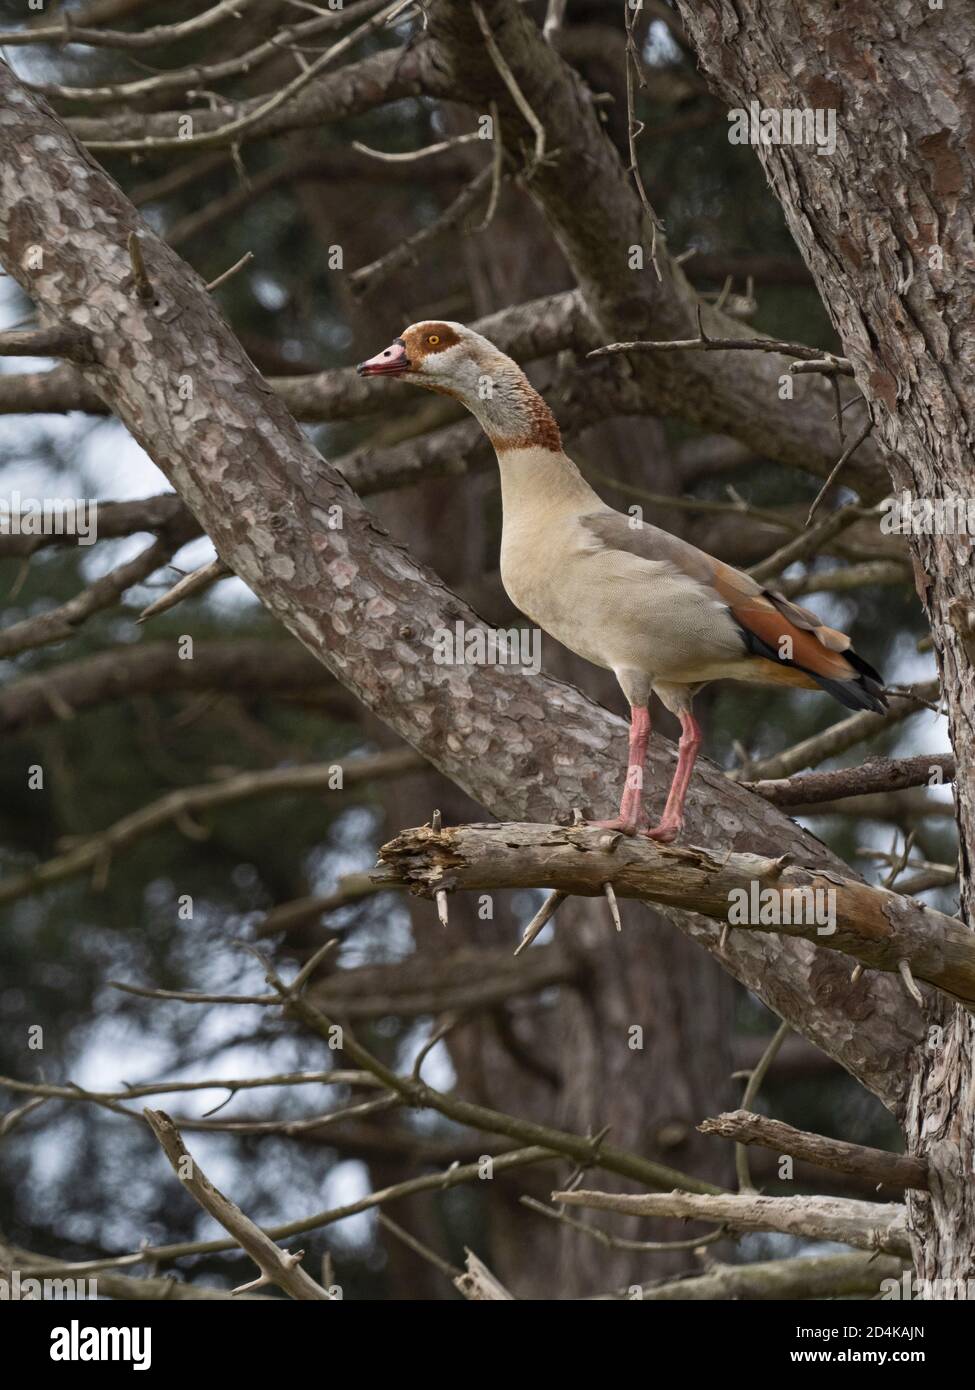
[590, 704, 651, 835]
[644, 710, 702, 844]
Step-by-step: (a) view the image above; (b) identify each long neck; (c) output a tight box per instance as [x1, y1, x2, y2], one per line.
[495, 443, 602, 521]
[455, 351, 561, 452]
[457, 353, 602, 515]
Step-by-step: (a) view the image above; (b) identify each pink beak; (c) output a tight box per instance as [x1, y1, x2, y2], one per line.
[357, 337, 410, 377]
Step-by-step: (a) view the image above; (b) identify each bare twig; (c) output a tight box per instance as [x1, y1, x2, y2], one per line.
[898, 958, 924, 1007]
[0, 1096, 48, 1137]
[0, 1238, 272, 1300]
[732, 679, 941, 782]
[805, 420, 875, 524]
[0, 749, 423, 907]
[514, 889, 567, 956]
[0, 325, 94, 362]
[520, 1194, 726, 1253]
[0, 0, 259, 49]
[582, 466, 803, 534]
[742, 753, 955, 808]
[789, 356, 857, 377]
[588, 327, 853, 374]
[747, 502, 871, 585]
[377, 1213, 461, 1281]
[0, 638, 348, 737]
[603, 881, 622, 932]
[777, 559, 909, 599]
[137, 557, 231, 622]
[82, 1, 402, 153]
[623, 0, 663, 278]
[0, 524, 197, 661]
[476, 102, 503, 231]
[15, 1147, 555, 1279]
[206, 252, 254, 293]
[894, 864, 959, 896]
[349, 164, 494, 296]
[699, 1109, 929, 1192]
[29, 1, 386, 104]
[265, 952, 716, 1194]
[735, 1020, 790, 1192]
[143, 1109, 333, 1299]
[0, 1069, 382, 1106]
[351, 130, 481, 163]
[471, 0, 546, 171]
[109, 981, 276, 1006]
[254, 874, 379, 937]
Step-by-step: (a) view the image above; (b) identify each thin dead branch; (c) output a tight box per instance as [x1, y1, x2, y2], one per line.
[553, 1187, 911, 1258]
[144, 1109, 333, 1299]
[376, 820, 975, 1007]
[700, 1109, 929, 1192]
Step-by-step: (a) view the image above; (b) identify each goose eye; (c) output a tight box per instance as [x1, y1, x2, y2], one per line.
[428, 334, 440, 345]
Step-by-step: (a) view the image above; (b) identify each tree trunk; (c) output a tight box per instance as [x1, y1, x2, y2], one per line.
[0, 58, 925, 1118]
[676, 0, 975, 1281]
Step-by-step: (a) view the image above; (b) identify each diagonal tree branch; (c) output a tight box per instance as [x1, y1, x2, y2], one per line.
[65, 41, 449, 149]
[143, 1108, 333, 1299]
[0, 59, 922, 1113]
[0, 0, 261, 49]
[0, 517, 199, 660]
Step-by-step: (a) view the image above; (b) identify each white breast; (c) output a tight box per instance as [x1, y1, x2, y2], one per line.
[495, 445, 743, 683]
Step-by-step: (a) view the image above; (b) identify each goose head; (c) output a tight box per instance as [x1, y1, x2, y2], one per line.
[357, 320, 562, 452]
[357, 320, 502, 400]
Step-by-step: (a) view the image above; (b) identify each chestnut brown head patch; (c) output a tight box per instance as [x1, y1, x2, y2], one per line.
[401, 322, 461, 362]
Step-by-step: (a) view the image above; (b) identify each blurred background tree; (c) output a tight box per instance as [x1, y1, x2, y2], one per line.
[0, 0, 951, 1299]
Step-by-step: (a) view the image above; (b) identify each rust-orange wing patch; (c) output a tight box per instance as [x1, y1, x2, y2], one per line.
[708, 561, 855, 680]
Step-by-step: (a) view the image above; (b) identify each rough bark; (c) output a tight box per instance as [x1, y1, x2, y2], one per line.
[675, 0, 975, 1284]
[0, 64, 922, 1113]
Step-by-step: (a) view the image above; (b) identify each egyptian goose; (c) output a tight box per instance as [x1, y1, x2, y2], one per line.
[358, 322, 886, 842]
